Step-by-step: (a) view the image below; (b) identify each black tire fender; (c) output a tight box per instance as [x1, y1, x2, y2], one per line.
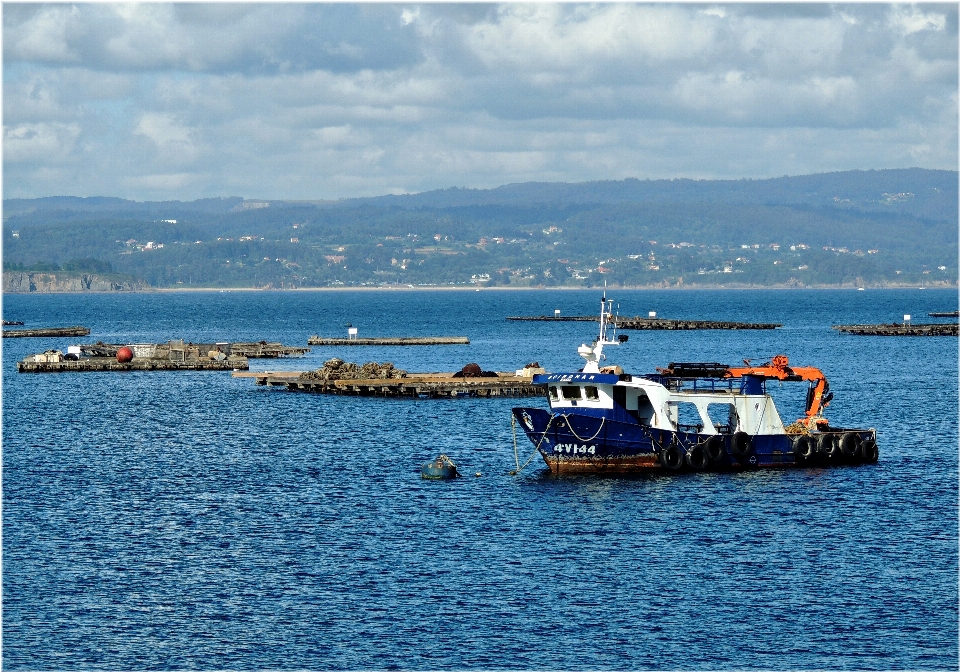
[731, 431, 752, 458]
[705, 435, 725, 462]
[861, 438, 879, 463]
[685, 443, 709, 470]
[817, 433, 838, 459]
[792, 435, 815, 462]
[660, 443, 685, 471]
[839, 432, 861, 459]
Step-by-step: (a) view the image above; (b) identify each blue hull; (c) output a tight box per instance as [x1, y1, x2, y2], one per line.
[512, 407, 877, 474]
[421, 463, 458, 479]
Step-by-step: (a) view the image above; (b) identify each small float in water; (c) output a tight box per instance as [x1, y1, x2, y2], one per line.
[511, 294, 879, 474]
[421, 454, 458, 479]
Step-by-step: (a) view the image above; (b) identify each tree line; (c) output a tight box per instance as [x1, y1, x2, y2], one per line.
[3, 169, 955, 288]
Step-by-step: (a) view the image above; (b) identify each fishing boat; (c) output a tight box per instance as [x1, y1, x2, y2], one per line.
[511, 295, 878, 474]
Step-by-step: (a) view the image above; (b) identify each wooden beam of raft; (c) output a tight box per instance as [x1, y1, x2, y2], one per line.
[833, 323, 958, 336]
[18, 356, 249, 373]
[506, 316, 780, 329]
[307, 336, 469, 346]
[615, 318, 781, 330]
[76, 341, 308, 358]
[506, 316, 598, 321]
[235, 371, 544, 398]
[219, 342, 309, 357]
[3, 326, 91, 338]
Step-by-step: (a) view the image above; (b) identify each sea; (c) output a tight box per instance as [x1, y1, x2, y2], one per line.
[3, 288, 958, 670]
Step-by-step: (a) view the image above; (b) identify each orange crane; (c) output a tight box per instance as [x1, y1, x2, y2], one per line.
[724, 354, 833, 428]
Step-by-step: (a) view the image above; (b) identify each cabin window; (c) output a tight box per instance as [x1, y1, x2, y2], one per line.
[635, 392, 655, 425]
[548, 386, 559, 401]
[676, 402, 703, 432]
[707, 403, 736, 433]
[561, 386, 582, 400]
[584, 385, 599, 401]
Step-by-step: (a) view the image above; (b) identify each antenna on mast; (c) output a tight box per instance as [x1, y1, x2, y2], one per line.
[580, 289, 625, 372]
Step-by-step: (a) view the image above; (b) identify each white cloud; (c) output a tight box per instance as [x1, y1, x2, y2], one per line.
[4, 122, 80, 163]
[135, 113, 190, 146]
[133, 113, 200, 164]
[313, 125, 356, 147]
[2, 3, 956, 200]
[124, 172, 198, 192]
[890, 6, 947, 36]
[460, 4, 717, 74]
[400, 8, 420, 26]
[5, 5, 81, 63]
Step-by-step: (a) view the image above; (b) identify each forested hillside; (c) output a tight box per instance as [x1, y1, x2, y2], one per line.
[4, 169, 956, 290]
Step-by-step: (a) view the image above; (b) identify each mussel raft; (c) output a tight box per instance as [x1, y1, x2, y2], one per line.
[512, 295, 878, 474]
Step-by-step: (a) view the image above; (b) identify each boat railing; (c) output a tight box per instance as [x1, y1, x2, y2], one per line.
[677, 422, 704, 433]
[657, 377, 739, 393]
[691, 378, 737, 392]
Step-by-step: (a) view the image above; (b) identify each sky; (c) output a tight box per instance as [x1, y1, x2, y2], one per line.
[3, 2, 957, 201]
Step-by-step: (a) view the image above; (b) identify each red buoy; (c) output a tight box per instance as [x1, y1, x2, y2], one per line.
[116, 346, 134, 363]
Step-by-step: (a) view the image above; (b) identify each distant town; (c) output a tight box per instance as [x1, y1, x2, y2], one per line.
[3, 169, 957, 291]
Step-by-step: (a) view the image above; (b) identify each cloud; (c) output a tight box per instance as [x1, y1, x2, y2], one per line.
[134, 112, 197, 162]
[4, 121, 80, 163]
[889, 5, 948, 35]
[2, 3, 956, 201]
[3, 5, 82, 63]
[4, 4, 422, 74]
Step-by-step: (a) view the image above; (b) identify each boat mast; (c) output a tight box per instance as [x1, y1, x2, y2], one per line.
[579, 291, 620, 372]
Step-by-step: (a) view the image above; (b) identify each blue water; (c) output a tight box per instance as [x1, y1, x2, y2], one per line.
[3, 288, 958, 670]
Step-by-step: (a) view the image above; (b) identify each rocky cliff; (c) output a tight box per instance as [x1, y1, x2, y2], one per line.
[3, 272, 150, 293]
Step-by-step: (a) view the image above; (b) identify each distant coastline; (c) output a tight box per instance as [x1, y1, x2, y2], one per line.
[5, 169, 956, 294]
[3, 283, 957, 296]
[80, 281, 960, 293]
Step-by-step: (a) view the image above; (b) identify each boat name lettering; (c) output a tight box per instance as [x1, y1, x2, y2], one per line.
[553, 443, 596, 455]
[543, 374, 598, 382]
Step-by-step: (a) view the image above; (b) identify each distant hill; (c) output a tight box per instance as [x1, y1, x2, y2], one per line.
[3, 196, 246, 220]
[339, 168, 957, 222]
[3, 169, 956, 290]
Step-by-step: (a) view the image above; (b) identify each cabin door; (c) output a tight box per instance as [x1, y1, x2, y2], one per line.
[612, 386, 631, 424]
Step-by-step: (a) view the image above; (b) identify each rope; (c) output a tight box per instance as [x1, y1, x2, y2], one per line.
[562, 414, 606, 443]
[510, 414, 554, 476]
[648, 428, 675, 468]
[511, 414, 520, 471]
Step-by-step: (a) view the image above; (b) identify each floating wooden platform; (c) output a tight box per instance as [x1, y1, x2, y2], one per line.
[77, 341, 308, 358]
[833, 324, 958, 336]
[235, 370, 543, 398]
[929, 311, 959, 318]
[18, 356, 249, 373]
[3, 326, 90, 338]
[506, 316, 780, 329]
[506, 316, 597, 321]
[615, 318, 781, 330]
[307, 336, 469, 346]
[216, 342, 309, 357]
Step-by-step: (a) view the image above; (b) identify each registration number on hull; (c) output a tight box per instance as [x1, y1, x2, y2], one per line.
[552, 443, 596, 455]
